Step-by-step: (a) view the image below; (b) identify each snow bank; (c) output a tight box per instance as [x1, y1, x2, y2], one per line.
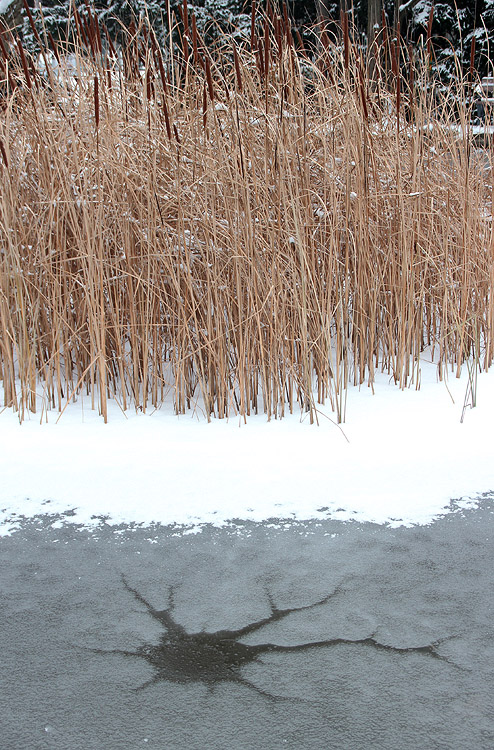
[0, 0, 15, 14]
[1, 354, 493, 534]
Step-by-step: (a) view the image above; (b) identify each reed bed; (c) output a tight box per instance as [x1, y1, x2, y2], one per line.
[0, 7, 493, 423]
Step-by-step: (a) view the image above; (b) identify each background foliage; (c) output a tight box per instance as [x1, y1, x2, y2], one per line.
[1, 1, 493, 80]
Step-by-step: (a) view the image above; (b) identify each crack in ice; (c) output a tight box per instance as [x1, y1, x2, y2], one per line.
[89, 575, 462, 701]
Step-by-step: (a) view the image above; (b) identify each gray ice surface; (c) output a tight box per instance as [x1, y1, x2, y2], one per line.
[0, 495, 493, 750]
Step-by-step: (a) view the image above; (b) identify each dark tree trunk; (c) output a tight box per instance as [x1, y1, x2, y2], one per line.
[367, 0, 382, 50]
[367, 0, 382, 80]
[315, 0, 332, 25]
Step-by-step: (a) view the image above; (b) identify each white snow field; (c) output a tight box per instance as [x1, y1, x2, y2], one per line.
[1, 351, 493, 535]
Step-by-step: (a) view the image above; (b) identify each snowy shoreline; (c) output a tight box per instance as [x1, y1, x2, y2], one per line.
[1, 355, 493, 536]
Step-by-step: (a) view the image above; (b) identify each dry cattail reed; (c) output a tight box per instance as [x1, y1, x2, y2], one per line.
[0, 138, 8, 168]
[0, 10, 492, 425]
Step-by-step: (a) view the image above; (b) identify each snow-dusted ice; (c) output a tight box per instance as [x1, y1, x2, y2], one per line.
[1, 352, 493, 535]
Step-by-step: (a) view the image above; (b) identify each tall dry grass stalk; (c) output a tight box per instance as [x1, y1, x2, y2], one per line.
[0, 7, 493, 423]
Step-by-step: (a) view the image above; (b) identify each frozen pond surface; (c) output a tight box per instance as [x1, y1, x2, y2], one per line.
[1, 496, 493, 750]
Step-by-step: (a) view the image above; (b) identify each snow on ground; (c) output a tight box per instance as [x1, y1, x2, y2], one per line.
[0, 0, 15, 13]
[1, 352, 493, 535]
